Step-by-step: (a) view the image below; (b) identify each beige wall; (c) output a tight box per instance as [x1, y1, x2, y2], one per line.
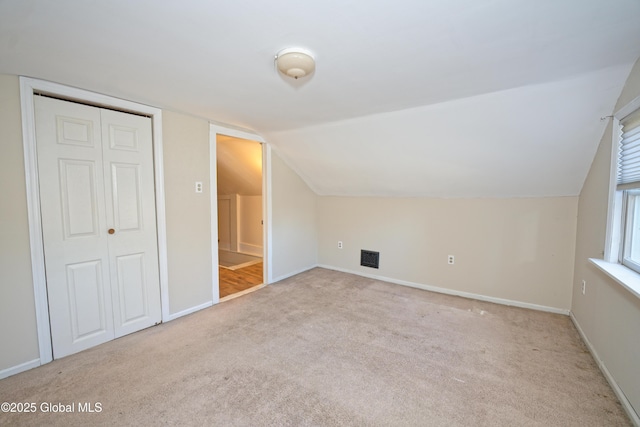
[0, 75, 319, 376]
[270, 151, 318, 281]
[163, 111, 213, 314]
[2, 60, 635, 422]
[0, 75, 40, 373]
[0, 80, 217, 374]
[572, 58, 640, 417]
[318, 196, 578, 310]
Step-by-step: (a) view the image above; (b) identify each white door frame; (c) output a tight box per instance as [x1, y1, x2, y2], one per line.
[20, 77, 170, 365]
[209, 124, 272, 295]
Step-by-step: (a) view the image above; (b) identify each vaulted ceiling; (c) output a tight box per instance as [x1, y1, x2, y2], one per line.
[216, 135, 262, 197]
[1, 1, 639, 197]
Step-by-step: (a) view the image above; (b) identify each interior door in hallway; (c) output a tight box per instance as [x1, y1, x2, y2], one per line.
[35, 96, 161, 359]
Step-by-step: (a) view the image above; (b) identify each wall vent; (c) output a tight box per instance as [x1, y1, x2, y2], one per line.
[360, 250, 379, 269]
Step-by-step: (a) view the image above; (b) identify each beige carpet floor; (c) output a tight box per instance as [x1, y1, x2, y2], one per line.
[0, 268, 631, 426]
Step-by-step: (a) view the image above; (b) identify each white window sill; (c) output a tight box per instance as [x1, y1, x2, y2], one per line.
[589, 258, 640, 299]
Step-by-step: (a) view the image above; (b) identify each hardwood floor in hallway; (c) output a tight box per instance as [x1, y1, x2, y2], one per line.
[219, 262, 263, 298]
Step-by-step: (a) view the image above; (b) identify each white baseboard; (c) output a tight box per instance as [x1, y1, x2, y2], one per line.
[271, 264, 319, 284]
[0, 358, 40, 380]
[238, 242, 262, 257]
[570, 312, 640, 426]
[2, 301, 216, 380]
[165, 301, 213, 322]
[317, 264, 570, 315]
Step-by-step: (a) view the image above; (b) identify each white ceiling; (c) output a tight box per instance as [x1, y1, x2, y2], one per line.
[1, 0, 640, 197]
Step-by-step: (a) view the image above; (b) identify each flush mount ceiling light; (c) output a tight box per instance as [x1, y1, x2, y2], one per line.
[275, 48, 315, 79]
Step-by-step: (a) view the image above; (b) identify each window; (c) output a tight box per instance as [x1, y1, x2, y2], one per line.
[616, 106, 640, 273]
[594, 98, 640, 299]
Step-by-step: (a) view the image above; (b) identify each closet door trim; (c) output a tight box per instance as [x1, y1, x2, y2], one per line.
[20, 77, 169, 365]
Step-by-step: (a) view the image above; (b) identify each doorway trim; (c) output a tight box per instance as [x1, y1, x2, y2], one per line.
[209, 124, 271, 298]
[20, 77, 170, 365]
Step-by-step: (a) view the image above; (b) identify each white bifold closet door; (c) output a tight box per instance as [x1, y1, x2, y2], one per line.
[35, 95, 161, 359]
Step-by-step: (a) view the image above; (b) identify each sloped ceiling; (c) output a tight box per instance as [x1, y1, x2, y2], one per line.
[1, 0, 639, 197]
[216, 135, 262, 196]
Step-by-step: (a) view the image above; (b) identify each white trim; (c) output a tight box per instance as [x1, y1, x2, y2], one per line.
[0, 358, 41, 380]
[606, 94, 640, 261]
[220, 283, 266, 302]
[19, 77, 170, 366]
[164, 301, 213, 322]
[210, 125, 266, 145]
[264, 144, 273, 284]
[570, 312, 640, 426]
[209, 124, 269, 301]
[271, 264, 319, 283]
[605, 118, 622, 262]
[152, 112, 171, 323]
[589, 258, 640, 300]
[273, 264, 570, 314]
[19, 78, 52, 364]
[220, 259, 262, 271]
[209, 126, 221, 304]
[317, 264, 570, 315]
[238, 242, 263, 257]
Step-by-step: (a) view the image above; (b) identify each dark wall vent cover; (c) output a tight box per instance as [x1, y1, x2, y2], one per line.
[360, 250, 380, 269]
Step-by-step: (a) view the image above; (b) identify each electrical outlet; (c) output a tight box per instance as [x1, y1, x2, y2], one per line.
[195, 182, 203, 193]
[338, 241, 343, 249]
[448, 255, 454, 265]
[581, 280, 586, 295]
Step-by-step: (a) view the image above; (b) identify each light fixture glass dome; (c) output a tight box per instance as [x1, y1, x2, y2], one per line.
[276, 48, 315, 79]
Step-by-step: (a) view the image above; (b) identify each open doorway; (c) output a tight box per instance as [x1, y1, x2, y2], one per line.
[216, 135, 264, 299]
